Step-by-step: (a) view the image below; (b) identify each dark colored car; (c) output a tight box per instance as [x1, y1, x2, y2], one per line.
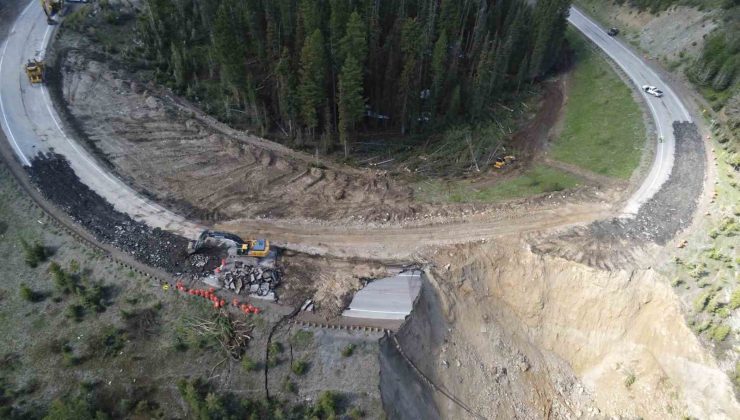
[607, 27, 619, 36]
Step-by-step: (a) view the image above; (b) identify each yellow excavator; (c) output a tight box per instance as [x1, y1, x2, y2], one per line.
[40, 0, 63, 24]
[493, 155, 516, 169]
[188, 230, 271, 258]
[25, 59, 44, 84]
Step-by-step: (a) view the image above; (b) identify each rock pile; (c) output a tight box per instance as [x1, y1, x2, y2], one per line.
[219, 263, 281, 298]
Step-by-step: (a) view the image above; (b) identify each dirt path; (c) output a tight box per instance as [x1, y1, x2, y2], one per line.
[543, 157, 625, 187]
[216, 201, 611, 260]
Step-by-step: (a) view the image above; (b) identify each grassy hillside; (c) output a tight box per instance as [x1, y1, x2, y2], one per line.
[551, 30, 645, 179]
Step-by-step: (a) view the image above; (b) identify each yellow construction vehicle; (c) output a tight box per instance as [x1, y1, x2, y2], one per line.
[40, 0, 63, 24]
[188, 230, 271, 258]
[493, 155, 516, 169]
[41, 0, 89, 24]
[25, 60, 44, 84]
[237, 239, 271, 258]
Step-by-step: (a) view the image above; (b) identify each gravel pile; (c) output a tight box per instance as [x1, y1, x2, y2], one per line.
[26, 153, 189, 272]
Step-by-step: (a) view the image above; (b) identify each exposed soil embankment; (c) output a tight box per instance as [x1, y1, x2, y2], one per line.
[26, 153, 188, 272]
[535, 121, 705, 269]
[384, 242, 740, 419]
[53, 50, 432, 224]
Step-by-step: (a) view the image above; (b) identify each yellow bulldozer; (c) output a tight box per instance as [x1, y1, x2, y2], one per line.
[25, 60, 44, 84]
[493, 155, 516, 169]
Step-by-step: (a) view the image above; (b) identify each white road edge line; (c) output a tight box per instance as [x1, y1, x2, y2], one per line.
[39, 25, 51, 60]
[29, 8, 174, 218]
[0, 39, 31, 166]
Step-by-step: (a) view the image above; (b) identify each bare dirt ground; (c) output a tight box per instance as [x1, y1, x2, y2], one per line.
[54, 50, 420, 224]
[384, 240, 740, 419]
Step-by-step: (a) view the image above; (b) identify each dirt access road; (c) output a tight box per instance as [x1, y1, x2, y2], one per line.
[0, 1, 694, 260]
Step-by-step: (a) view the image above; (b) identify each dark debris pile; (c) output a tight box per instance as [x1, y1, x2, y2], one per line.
[27, 153, 189, 272]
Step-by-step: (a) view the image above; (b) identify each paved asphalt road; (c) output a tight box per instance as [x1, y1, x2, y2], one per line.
[568, 7, 693, 216]
[0, 1, 202, 238]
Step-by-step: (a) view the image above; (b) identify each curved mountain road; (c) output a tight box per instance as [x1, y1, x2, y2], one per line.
[0, 2, 695, 259]
[568, 7, 692, 216]
[0, 1, 202, 238]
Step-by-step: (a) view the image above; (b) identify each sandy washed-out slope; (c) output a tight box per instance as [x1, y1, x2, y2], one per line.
[386, 241, 740, 419]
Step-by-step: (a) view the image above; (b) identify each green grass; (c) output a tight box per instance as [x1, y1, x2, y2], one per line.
[415, 165, 581, 203]
[551, 30, 645, 179]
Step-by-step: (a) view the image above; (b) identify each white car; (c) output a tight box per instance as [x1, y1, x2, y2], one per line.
[642, 85, 663, 97]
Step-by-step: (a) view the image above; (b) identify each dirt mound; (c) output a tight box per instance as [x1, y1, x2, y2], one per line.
[54, 50, 434, 224]
[279, 254, 394, 317]
[534, 121, 705, 269]
[393, 241, 739, 419]
[26, 153, 189, 272]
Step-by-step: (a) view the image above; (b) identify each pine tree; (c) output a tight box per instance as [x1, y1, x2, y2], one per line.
[213, 0, 248, 96]
[170, 43, 187, 90]
[329, 0, 350, 57]
[431, 30, 448, 115]
[338, 54, 365, 158]
[299, 29, 327, 136]
[399, 18, 422, 133]
[529, 0, 570, 79]
[470, 40, 494, 119]
[299, 0, 323, 37]
[339, 11, 368, 66]
[276, 48, 298, 135]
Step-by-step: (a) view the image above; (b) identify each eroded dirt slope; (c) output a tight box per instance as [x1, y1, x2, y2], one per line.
[56, 51, 430, 223]
[388, 241, 740, 419]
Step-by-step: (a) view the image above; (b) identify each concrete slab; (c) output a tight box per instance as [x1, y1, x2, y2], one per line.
[343, 270, 422, 320]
